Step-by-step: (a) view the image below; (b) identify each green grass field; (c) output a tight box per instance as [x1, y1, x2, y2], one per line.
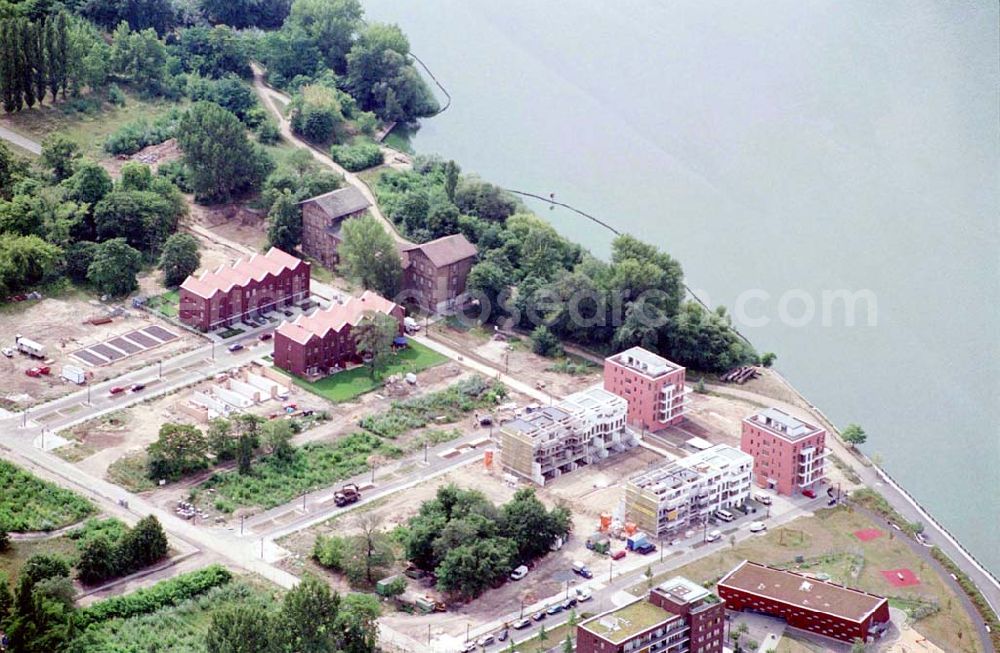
[147, 289, 180, 317]
[0, 460, 96, 532]
[289, 342, 446, 403]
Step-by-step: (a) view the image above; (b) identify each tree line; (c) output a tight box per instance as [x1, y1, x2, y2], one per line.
[0, 12, 68, 112]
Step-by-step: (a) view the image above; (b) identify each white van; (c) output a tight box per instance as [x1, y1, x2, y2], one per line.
[705, 529, 722, 542]
[754, 492, 773, 505]
[715, 509, 735, 523]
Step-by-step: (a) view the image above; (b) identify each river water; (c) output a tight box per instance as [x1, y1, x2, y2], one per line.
[362, 0, 1000, 574]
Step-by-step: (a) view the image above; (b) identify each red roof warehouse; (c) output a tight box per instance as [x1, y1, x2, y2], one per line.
[717, 561, 891, 645]
[273, 291, 404, 378]
[179, 248, 310, 331]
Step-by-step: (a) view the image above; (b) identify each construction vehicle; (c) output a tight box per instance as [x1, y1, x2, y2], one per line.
[334, 483, 361, 507]
[14, 334, 45, 358]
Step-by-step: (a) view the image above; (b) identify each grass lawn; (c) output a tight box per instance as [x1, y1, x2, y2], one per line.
[147, 289, 180, 318]
[0, 535, 79, 584]
[289, 341, 446, 404]
[642, 507, 980, 653]
[1, 90, 185, 159]
[0, 460, 96, 532]
[107, 451, 157, 492]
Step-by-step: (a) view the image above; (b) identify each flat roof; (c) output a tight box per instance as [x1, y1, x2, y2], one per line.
[718, 561, 887, 622]
[744, 407, 823, 442]
[579, 598, 677, 643]
[607, 346, 682, 379]
[631, 444, 750, 489]
[658, 576, 710, 604]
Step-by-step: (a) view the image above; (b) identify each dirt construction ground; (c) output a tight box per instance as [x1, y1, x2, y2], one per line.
[0, 292, 202, 409]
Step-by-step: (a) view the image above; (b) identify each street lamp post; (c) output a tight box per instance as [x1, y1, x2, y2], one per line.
[609, 560, 613, 581]
[158, 360, 162, 379]
[240, 514, 245, 535]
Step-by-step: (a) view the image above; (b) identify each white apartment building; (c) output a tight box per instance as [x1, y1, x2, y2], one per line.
[625, 444, 754, 538]
[499, 387, 636, 485]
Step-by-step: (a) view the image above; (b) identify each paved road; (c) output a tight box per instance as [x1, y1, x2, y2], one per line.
[0, 125, 41, 154]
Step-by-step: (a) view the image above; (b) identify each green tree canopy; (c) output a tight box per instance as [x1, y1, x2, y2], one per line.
[159, 232, 201, 287]
[338, 214, 402, 298]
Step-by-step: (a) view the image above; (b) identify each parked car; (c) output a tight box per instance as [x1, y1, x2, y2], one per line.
[705, 529, 722, 542]
[635, 542, 657, 555]
[459, 643, 476, 653]
[1, 347, 13, 357]
[475, 634, 495, 647]
[510, 565, 528, 581]
[572, 561, 593, 578]
[497, 628, 509, 642]
[227, 343, 244, 352]
[130, 383, 145, 392]
[611, 549, 627, 560]
[25, 367, 42, 377]
[512, 618, 531, 630]
[545, 604, 563, 615]
[715, 509, 735, 522]
[109, 386, 126, 395]
[560, 597, 577, 610]
[802, 488, 817, 499]
[531, 611, 546, 622]
[575, 588, 592, 602]
[749, 521, 767, 533]
[754, 492, 773, 505]
[258, 332, 273, 341]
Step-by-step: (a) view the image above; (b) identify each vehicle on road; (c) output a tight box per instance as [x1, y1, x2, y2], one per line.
[510, 565, 528, 581]
[475, 634, 494, 647]
[109, 386, 126, 395]
[545, 604, 563, 615]
[531, 611, 546, 622]
[259, 332, 273, 341]
[575, 588, 592, 601]
[705, 529, 722, 542]
[512, 618, 530, 630]
[131, 383, 146, 392]
[802, 488, 817, 499]
[635, 542, 657, 555]
[749, 521, 767, 533]
[497, 628, 508, 642]
[560, 597, 577, 610]
[334, 484, 361, 507]
[459, 643, 476, 653]
[572, 561, 593, 578]
[1, 347, 13, 357]
[611, 549, 627, 560]
[227, 343, 244, 352]
[754, 492, 773, 505]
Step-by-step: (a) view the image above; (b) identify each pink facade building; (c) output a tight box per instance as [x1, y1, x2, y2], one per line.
[740, 408, 828, 496]
[603, 347, 690, 430]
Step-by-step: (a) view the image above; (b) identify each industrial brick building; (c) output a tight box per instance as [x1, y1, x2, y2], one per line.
[603, 347, 691, 430]
[299, 187, 371, 268]
[577, 576, 725, 653]
[718, 561, 891, 644]
[178, 247, 310, 331]
[400, 234, 477, 313]
[499, 387, 635, 485]
[625, 444, 754, 538]
[272, 290, 403, 378]
[740, 407, 828, 496]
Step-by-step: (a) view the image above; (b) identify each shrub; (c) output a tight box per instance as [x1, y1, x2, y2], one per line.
[256, 120, 280, 144]
[930, 547, 1000, 650]
[107, 84, 126, 106]
[157, 160, 192, 193]
[0, 460, 95, 532]
[357, 376, 504, 438]
[104, 111, 183, 156]
[330, 142, 383, 172]
[531, 325, 563, 357]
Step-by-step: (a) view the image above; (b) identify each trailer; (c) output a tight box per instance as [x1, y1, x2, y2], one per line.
[14, 334, 45, 358]
[61, 365, 87, 385]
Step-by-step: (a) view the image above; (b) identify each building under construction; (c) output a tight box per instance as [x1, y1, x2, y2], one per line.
[499, 387, 634, 485]
[625, 444, 753, 538]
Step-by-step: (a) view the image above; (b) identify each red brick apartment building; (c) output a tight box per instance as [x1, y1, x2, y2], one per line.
[718, 561, 891, 644]
[299, 186, 371, 268]
[603, 346, 691, 430]
[740, 407, 827, 496]
[273, 291, 403, 377]
[179, 248, 310, 331]
[400, 234, 477, 313]
[577, 576, 724, 653]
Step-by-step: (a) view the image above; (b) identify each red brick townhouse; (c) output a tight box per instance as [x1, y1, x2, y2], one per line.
[603, 346, 691, 430]
[577, 576, 724, 653]
[273, 290, 404, 377]
[740, 407, 828, 496]
[718, 561, 891, 645]
[179, 247, 310, 331]
[299, 186, 371, 268]
[400, 234, 477, 313]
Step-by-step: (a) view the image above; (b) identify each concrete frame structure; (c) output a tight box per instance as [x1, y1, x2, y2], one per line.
[179, 248, 310, 332]
[299, 187, 371, 269]
[603, 346, 691, 430]
[625, 444, 753, 538]
[718, 561, 891, 644]
[577, 576, 725, 653]
[740, 407, 828, 496]
[499, 387, 634, 485]
[272, 291, 404, 378]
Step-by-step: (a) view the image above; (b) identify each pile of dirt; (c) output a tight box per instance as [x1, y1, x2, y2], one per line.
[103, 139, 182, 176]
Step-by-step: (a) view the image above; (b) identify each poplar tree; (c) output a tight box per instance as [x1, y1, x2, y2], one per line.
[44, 15, 59, 100]
[56, 11, 68, 98]
[32, 22, 47, 105]
[0, 22, 16, 112]
[19, 20, 35, 109]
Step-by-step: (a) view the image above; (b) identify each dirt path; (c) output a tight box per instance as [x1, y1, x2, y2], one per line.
[0, 124, 41, 154]
[249, 63, 412, 247]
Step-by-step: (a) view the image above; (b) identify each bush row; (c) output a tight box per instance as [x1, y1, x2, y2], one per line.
[76, 564, 233, 628]
[329, 142, 383, 172]
[929, 547, 1000, 650]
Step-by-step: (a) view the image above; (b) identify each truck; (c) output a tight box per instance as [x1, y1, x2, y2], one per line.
[14, 334, 45, 358]
[334, 483, 361, 507]
[626, 532, 652, 551]
[61, 365, 87, 385]
[403, 316, 421, 333]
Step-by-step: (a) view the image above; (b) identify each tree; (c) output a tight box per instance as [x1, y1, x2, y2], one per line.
[289, 84, 345, 145]
[0, 234, 62, 297]
[159, 233, 201, 287]
[206, 603, 275, 653]
[94, 189, 178, 254]
[147, 422, 209, 480]
[87, 238, 142, 296]
[64, 160, 113, 211]
[760, 351, 777, 367]
[0, 528, 8, 552]
[336, 593, 380, 653]
[851, 638, 866, 653]
[177, 101, 274, 202]
[207, 417, 235, 461]
[338, 215, 402, 298]
[109, 23, 167, 94]
[353, 312, 399, 380]
[345, 23, 438, 122]
[81, 0, 177, 34]
[466, 260, 508, 315]
[259, 24, 322, 86]
[454, 179, 516, 223]
[530, 325, 562, 358]
[117, 515, 168, 570]
[267, 190, 302, 252]
[40, 134, 80, 181]
[287, 0, 363, 72]
[354, 513, 394, 585]
[277, 574, 341, 653]
[644, 564, 653, 589]
[76, 535, 118, 585]
[0, 572, 11, 624]
[233, 414, 264, 475]
[562, 634, 574, 653]
[537, 623, 548, 651]
[0, 142, 16, 199]
[443, 160, 459, 202]
[174, 26, 249, 78]
[842, 424, 868, 447]
[262, 419, 294, 462]
[499, 488, 569, 562]
[200, 0, 291, 29]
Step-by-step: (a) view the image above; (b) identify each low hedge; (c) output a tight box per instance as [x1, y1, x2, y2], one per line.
[76, 564, 232, 628]
[929, 547, 1000, 650]
[330, 142, 383, 172]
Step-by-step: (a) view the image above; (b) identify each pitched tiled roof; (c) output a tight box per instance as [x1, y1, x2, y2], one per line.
[401, 234, 477, 268]
[275, 290, 398, 345]
[300, 186, 370, 219]
[180, 247, 306, 299]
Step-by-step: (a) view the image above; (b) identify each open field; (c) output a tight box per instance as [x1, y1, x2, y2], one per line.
[0, 291, 203, 408]
[0, 532, 81, 583]
[641, 506, 980, 653]
[0, 460, 95, 532]
[288, 342, 448, 403]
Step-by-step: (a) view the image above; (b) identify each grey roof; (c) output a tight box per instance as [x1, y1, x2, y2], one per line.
[402, 234, 477, 268]
[301, 186, 371, 220]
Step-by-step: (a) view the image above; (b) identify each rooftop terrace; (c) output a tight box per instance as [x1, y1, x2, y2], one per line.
[745, 407, 823, 442]
[580, 598, 677, 643]
[608, 346, 681, 378]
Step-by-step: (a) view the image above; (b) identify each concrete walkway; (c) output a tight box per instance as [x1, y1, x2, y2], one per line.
[0, 125, 42, 154]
